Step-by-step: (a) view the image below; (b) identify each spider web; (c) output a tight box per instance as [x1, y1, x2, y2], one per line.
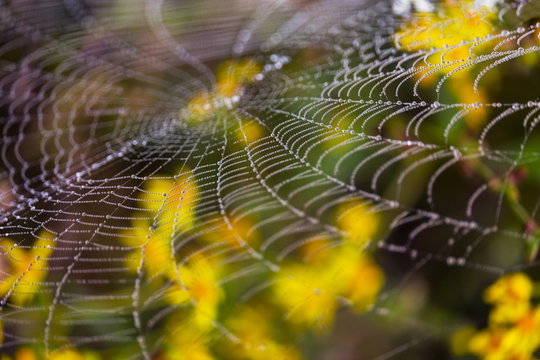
[0, 0, 539, 358]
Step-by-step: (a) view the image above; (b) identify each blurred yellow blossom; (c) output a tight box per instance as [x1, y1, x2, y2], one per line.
[469, 308, 540, 360]
[224, 306, 301, 360]
[184, 58, 261, 121]
[394, 0, 497, 131]
[273, 242, 384, 330]
[274, 261, 337, 329]
[201, 213, 260, 250]
[484, 272, 533, 305]
[459, 273, 540, 360]
[215, 59, 261, 98]
[123, 168, 223, 331]
[394, 0, 494, 55]
[162, 318, 215, 360]
[483, 273, 533, 325]
[120, 170, 198, 280]
[468, 328, 506, 360]
[0, 230, 55, 305]
[186, 92, 213, 119]
[165, 255, 224, 330]
[488, 300, 531, 325]
[336, 202, 379, 246]
[119, 216, 177, 280]
[138, 171, 199, 230]
[236, 120, 264, 146]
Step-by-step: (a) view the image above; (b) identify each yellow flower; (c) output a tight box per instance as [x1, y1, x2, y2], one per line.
[464, 273, 540, 360]
[394, 0, 497, 131]
[336, 202, 379, 246]
[236, 120, 264, 146]
[340, 251, 385, 312]
[501, 307, 540, 358]
[186, 92, 213, 120]
[274, 262, 338, 329]
[468, 329, 506, 360]
[0, 230, 55, 305]
[119, 216, 177, 280]
[215, 59, 261, 98]
[138, 171, 199, 231]
[273, 242, 384, 330]
[484, 273, 533, 306]
[394, 0, 494, 55]
[488, 301, 530, 325]
[163, 319, 216, 360]
[470, 308, 540, 360]
[183, 58, 261, 122]
[201, 214, 259, 249]
[165, 255, 224, 330]
[120, 170, 198, 280]
[446, 72, 489, 132]
[224, 306, 301, 360]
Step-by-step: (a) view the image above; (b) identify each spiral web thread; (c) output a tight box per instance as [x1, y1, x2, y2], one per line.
[0, 0, 540, 358]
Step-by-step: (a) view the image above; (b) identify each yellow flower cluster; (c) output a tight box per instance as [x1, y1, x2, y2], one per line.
[120, 171, 198, 280]
[274, 242, 383, 330]
[136, 168, 385, 359]
[274, 202, 384, 330]
[394, 0, 497, 131]
[337, 202, 380, 246]
[164, 255, 224, 330]
[456, 273, 540, 360]
[236, 120, 264, 146]
[183, 58, 266, 147]
[0, 230, 55, 305]
[161, 318, 215, 360]
[120, 169, 227, 333]
[184, 59, 262, 121]
[394, 0, 494, 55]
[224, 306, 301, 360]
